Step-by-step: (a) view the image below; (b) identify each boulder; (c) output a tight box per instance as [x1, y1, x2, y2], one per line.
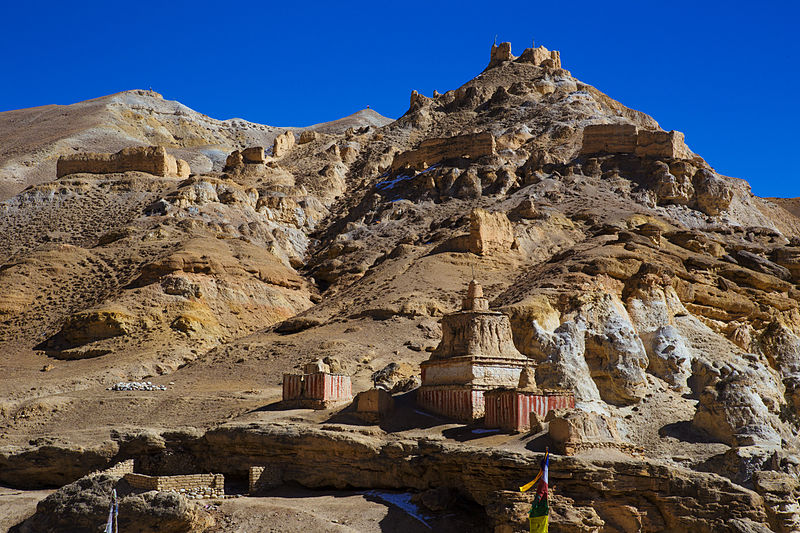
[647, 325, 692, 391]
[547, 409, 631, 455]
[371, 362, 419, 393]
[241, 146, 265, 164]
[651, 160, 693, 205]
[693, 168, 733, 215]
[693, 376, 784, 446]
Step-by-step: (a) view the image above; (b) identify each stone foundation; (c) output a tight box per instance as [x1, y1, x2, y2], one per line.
[282, 372, 352, 409]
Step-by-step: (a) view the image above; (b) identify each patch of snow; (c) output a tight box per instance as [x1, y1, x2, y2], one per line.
[364, 491, 431, 529]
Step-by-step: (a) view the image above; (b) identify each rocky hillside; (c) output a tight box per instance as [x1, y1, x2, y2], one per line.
[0, 89, 390, 199]
[2, 41, 800, 532]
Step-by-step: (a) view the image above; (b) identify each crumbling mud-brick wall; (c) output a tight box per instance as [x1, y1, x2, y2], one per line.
[580, 124, 691, 159]
[391, 132, 496, 172]
[57, 146, 190, 178]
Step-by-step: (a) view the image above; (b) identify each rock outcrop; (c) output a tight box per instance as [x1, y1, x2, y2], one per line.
[57, 146, 189, 178]
[468, 208, 516, 255]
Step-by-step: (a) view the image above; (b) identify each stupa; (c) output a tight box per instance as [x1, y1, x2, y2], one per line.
[417, 280, 533, 422]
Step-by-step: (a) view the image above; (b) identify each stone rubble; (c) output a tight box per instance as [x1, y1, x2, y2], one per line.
[107, 381, 167, 391]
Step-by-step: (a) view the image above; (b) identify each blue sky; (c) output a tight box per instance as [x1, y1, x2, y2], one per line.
[1, 1, 797, 197]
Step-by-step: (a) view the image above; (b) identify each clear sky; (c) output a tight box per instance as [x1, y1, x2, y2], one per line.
[1, 1, 797, 197]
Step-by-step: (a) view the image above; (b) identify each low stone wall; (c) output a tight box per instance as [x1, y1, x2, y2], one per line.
[124, 472, 225, 496]
[391, 132, 496, 172]
[90, 459, 135, 477]
[57, 146, 190, 178]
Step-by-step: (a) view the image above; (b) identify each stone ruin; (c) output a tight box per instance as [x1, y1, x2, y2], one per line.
[354, 387, 394, 423]
[92, 459, 227, 499]
[272, 130, 295, 158]
[390, 132, 496, 172]
[417, 280, 534, 422]
[125, 472, 225, 499]
[282, 359, 353, 409]
[489, 40, 562, 69]
[57, 146, 190, 178]
[580, 123, 692, 160]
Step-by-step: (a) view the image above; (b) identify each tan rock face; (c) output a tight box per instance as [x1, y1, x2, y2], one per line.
[547, 409, 631, 455]
[390, 132, 496, 172]
[272, 130, 295, 158]
[468, 208, 516, 255]
[56, 146, 187, 178]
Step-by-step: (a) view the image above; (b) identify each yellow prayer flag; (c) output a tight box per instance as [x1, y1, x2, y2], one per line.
[519, 469, 542, 492]
[529, 515, 548, 533]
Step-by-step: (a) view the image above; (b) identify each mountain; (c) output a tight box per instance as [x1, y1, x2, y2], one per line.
[0, 90, 391, 200]
[3, 42, 800, 532]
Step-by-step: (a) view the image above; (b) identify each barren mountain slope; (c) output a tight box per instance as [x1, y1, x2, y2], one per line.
[0, 90, 391, 200]
[3, 42, 800, 533]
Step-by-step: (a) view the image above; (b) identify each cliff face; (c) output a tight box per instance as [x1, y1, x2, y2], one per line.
[2, 41, 800, 532]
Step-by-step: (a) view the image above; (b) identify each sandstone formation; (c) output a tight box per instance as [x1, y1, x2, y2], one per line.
[57, 146, 190, 178]
[468, 207, 516, 255]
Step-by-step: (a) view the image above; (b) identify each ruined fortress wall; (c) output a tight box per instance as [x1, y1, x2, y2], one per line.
[124, 472, 225, 494]
[391, 132, 496, 171]
[580, 124, 638, 155]
[635, 130, 690, 159]
[57, 146, 187, 178]
[580, 124, 690, 159]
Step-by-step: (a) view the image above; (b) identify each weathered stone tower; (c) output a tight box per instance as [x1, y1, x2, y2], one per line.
[417, 280, 533, 421]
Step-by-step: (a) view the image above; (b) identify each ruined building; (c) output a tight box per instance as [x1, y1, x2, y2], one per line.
[57, 146, 190, 178]
[417, 280, 534, 422]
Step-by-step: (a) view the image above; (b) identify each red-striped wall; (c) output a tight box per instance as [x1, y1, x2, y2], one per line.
[283, 374, 304, 400]
[417, 388, 484, 422]
[282, 373, 352, 402]
[485, 390, 575, 432]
